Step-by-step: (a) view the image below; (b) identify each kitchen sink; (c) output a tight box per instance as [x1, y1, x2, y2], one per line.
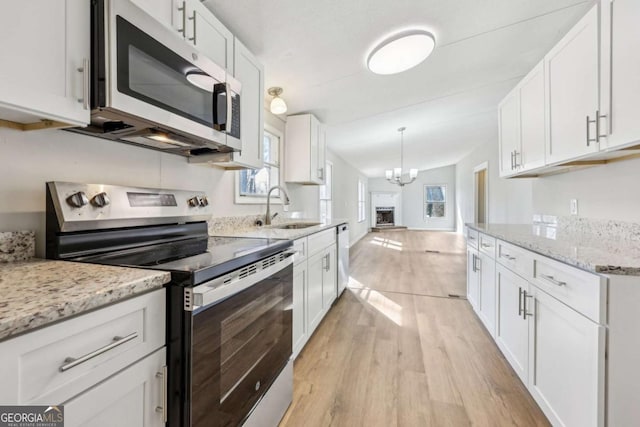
[271, 222, 321, 229]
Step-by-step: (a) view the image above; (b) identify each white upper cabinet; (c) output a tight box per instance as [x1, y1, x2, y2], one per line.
[544, 5, 600, 164]
[169, 0, 233, 73]
[601, 0, 640, 150]
[498, 89, 521, 177]
[285, 114, 327, 185]
[0, 0, 90, 128]
[518, 62, 546, 170]
[130, 0, 173, 28]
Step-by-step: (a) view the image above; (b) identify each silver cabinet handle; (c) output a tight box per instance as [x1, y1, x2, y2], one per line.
[540, 274, 566, 287]
[468, 235, 476, 241]
[481, 243, 492, 248]
[586, 115, 597, 146]
[514, 150, 520, 169]
[522, 290, 533, 319]
[596, 110, 608, 141]
[325, 253, 330, 272]
[59, 332, 138, 372]
[188, 10, 196, 43]
[318, 168, 324, 180]
[177, 1, 186, 34]
[500, 253, 516, 261]
[155, 365, 168, 423]
[510, 151, 514, 170]
[518, 287, 523, 316]
[77, 58, 89, 110]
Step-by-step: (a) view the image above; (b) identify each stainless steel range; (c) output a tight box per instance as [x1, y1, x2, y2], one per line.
[45, 182, 294, 427]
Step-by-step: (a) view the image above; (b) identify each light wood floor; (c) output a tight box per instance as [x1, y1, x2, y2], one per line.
[280, 230, 549, 427]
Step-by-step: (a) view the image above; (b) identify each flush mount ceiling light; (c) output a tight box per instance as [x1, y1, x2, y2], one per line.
[268, 87, 287, 115]
[367, 30, 436, 75]
[185, 71, 216, 92]
[385, 127, 418, 187]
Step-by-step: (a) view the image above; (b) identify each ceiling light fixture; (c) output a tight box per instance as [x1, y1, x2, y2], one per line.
[385, 127, 418, 187]
[268, 87, 288, 115]
[185, 71, 216, 92]
[367, 30, 436, 75]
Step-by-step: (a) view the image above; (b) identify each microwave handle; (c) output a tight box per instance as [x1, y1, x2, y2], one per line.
[213, 82, 233, 132]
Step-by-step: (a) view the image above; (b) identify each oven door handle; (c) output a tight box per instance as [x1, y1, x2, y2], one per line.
[191, 253, 294, 311]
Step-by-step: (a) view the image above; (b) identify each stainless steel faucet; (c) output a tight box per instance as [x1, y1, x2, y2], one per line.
[265, 186, 291, 225]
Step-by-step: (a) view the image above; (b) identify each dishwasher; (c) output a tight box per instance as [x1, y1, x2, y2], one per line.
[337, 224, 349, 296]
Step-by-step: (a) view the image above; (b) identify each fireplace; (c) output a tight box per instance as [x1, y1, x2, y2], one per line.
[376, 207, 395, 226]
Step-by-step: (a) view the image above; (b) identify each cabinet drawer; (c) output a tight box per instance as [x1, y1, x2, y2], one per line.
[479, 233, 496, 258]
[466, 227, 479, 249]
[496, 240, 533, 278]
[293, 237, 308, 266]
[308, 228, 336, 256]
[0, 289, 165, 404]
[532, 255, 606, 323]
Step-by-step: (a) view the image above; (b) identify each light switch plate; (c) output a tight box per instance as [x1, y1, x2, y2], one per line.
[570, 199, 578, 215]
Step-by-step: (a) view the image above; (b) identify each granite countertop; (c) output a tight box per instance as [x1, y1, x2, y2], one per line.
[211, 219, 348, 240]
[0, 260, 171, 341]
[466, 223, 640, 276]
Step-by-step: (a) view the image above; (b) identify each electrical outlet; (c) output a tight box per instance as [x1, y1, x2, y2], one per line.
[570, 199, 578, 216]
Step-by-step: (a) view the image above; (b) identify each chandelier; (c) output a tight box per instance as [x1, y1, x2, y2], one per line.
[385, 127, 418, 186]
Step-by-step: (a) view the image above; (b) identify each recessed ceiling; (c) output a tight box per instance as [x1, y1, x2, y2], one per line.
[203, 0, 592, 176]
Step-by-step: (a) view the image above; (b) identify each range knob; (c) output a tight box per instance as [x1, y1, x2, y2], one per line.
[66, 191, 89, 208]
[199, 196, 209, 207]
[188, 197, 200, 207]
[91, 192, 111, 208]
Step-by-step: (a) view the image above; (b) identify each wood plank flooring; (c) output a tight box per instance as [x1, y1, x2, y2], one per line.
[279, 230, 549, 427]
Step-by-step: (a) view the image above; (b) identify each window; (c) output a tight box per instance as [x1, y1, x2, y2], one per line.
[236, 127, 281, 203]
[357, 179, 366, 222]
[319, 161, 333, 222]
[425, 185, 446, 218]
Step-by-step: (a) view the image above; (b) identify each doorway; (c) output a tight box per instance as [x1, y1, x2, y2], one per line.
[474, 162, 488, 224]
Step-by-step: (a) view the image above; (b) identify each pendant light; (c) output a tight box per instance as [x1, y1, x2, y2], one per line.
[268, 87, 287, 115]
[385, 127, 418, 186]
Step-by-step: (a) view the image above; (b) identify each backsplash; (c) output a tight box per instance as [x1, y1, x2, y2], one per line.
[533, 215, 640, 243]
[0, 231, 35, 262]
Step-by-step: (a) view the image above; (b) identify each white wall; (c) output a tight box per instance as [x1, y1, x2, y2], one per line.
[455, 138, 534, 231]
[455, 135, 640, 230]
[326, 150, 369, 245]
[369, 165, 457, 231]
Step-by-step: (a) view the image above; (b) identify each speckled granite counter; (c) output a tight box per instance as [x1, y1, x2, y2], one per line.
[466, 223, 640, 276]
[0, 260, 171, 341]
[211, 219, 348, 240]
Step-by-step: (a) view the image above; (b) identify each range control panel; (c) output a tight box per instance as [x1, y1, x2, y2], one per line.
[48, 182, 213, 232]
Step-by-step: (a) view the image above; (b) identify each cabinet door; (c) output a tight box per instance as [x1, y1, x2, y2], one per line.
[477, 252, 496, 338]
[466, 247, 480, 309]
[309, 115, 321, 183]
[0, 0, 89, 126]
[317, 124, 327, 184]
[519, 62, 546, 171]
[292, 263, 308, 359]
[232, 38, 264, 168]
[322, 244, 337, 309]
[187, 0, 234, 73]
[602, 0, 640, 149]
[527, 286, 605, 427]
[495, 265, 529, 385]
[307, 252, 325, 333]
[63, 348, 166, 427]
[545, 5, 600, 163]
[498, 90, 520, 177]
[131, 0, 173, 28]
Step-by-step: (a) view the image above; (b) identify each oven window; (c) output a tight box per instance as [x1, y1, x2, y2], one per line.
[191, 264, 292, 427]
[116, 16, 215, 127]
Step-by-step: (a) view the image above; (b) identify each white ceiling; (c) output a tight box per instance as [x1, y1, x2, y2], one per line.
[203, 0, 592, 177]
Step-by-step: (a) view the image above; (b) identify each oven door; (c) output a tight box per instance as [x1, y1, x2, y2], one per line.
[100, 0, 241, 150]
[189, 252, 293, 426]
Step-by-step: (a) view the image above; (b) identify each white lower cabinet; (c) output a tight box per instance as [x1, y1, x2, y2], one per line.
[495, 264, 529, 385]
[292, 228, 339, 359]
[64, 348, 166, 427]
[466, 245, 480, 309]
[527, 286, 605, 427]
[477, 251, 496, 338]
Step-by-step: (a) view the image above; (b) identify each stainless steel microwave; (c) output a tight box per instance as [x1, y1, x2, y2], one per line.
[69, 0, 241, 156]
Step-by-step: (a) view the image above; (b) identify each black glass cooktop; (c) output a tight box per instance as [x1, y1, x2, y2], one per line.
[75, 236, 292, 285]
